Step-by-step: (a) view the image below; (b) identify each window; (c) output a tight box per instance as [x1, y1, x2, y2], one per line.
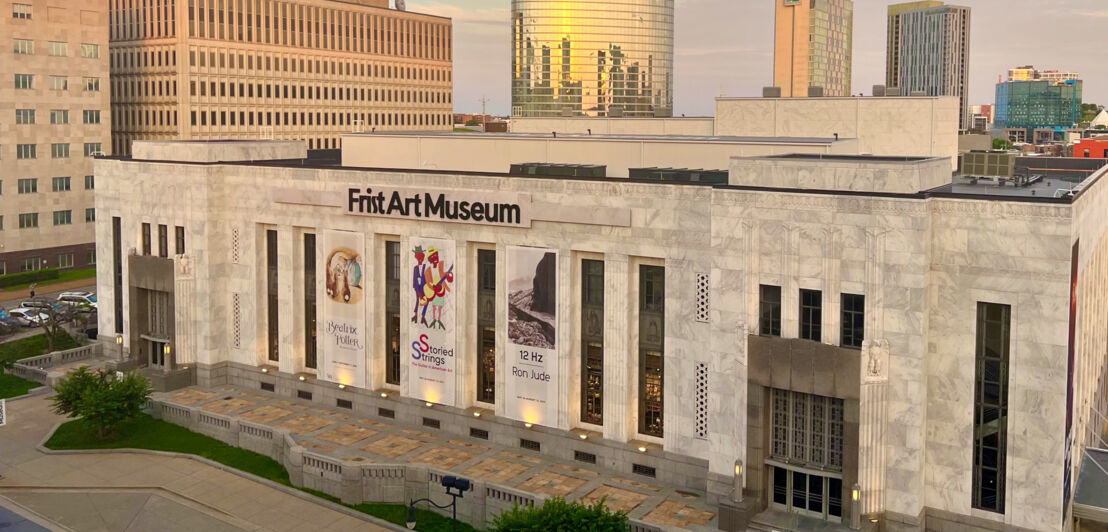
[581, 259, 604, 425]
[84, 175, 94, 189]
[14, 73, 32, 89]
[84, 143, 102, 157]
[15, 109, 34, 124]
[17, 178, 36, 194]
[800, 289, 822, 341]
[17, 144, 35, 159]
[80, 43, 99, 59]
[771, 389, 844, 469]
[477, 249, 496, 403]
[113, 217, 123, 333]
[57, 253, 73, 269]
[52, 176, 70, 191]
[639, 265, 665, 437]
[49, 76, 66, 90]
[21, 258, 41, 271]
[13, 38, 32, 54]
[759, 285, 782, 336]
[267, 229, 279, 362]
[141, 222, 151, 254]
[973, 302, 1010, 513]
[50, 110, 69, 124]
[157, 224, 168, 257]
[52, 210, 71, 225]
[87, 250, 96, 265]
[51, 143, 69, 158]
[385, 240, 400, 384]
[175, 226, 185, 254]
[48, 41, 66, 56]
[840, 294, 864, 349]
[0, 216, 3, 230]
[12, 3, 31, 18]
[83, 77, 100, 91]
[83, 110, 101, 124]
[18, 213, 38, 228]
[304, 233, 317, 370]
[85, 208, 95, 222]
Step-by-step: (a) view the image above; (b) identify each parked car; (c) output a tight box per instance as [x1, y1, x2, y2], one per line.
[20, 298, 56, 311]
[8, 308, 48, 326]
[57, 292, 97, 312]
[0, 308, 29, 328]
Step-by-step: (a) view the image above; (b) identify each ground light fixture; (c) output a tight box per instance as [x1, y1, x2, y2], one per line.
[851, 483, 861, 529]
[407, 475, 471, 530]
[731, 459, 744, 503]
[425, 402, 433, 407]
[338, 384, 345, 390]
[380, 392, 389, 398]
[298, 375, 306, 381]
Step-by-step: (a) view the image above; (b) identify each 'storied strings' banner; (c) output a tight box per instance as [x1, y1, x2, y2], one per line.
[320, 230, 366, 388]
[407, 238, 457, 405]
[505, 246, 559, 426]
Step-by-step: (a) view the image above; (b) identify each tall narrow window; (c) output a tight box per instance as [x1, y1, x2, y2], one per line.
[973, 302, 1010, 513]
[157, 224, 168, 257]
[112, 217, 123, 333]
[840, 294, 865, 349]
[304, 233, 317, 369]
[639, 265, 664, 437]
[385, 240, 400, 384]
[581, 259, 604, 425]
[759, 284, 781, 336]
[800, 289, 822, 341]
[141, 223, 151, 255]
[175, 226, 185, 254]
[476, 249, 496, 403]
[267, 230, 279, 362]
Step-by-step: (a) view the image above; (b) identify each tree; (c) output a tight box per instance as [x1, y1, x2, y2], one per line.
[465, 118, 480, 126]
[491, 498, 628, 532]
[993, 138, 1012, 150]
[52, 367, 151, 438]
[36, 302, 86, 353]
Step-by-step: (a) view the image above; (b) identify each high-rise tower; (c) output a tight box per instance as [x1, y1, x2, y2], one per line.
[773, 0, 854, 98]
[886, 1, 971, 130]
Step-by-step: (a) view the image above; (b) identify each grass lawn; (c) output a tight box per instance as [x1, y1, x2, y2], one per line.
[0, 370, 39, 399]
[0, 268, 96, 292]
[0, 332, 79, 366]
[46, 414, 480, 532]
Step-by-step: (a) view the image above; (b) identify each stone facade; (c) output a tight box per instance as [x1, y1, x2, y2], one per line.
[95, 140, 1108, 531]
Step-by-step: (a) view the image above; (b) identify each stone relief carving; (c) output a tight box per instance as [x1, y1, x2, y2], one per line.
[175, 254, 192, 278]
[862, 338, 890, 383]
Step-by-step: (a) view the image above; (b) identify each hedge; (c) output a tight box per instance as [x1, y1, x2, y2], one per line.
[0, 268, 60, 288]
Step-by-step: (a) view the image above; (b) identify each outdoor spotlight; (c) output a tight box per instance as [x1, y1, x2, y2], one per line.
[425, 402, 433, 407]
[380, 392, 389, 398]
[473, 411, 481, 417]
[116, 335, 123, 345]
[637, 446, 647, 453]
[298, 375, 306, 381]
[441, 475, 472, 494]
[261, 368, 269, 373]
[338, 384, 345, 390]
[524, 423, 533, 428]
[579, 433, 587, 440]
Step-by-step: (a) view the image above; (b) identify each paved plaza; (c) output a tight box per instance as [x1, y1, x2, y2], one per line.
[159, 386, 719, 530]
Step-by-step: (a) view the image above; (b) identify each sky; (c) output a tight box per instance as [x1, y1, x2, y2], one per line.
[410, 0, 1108, 116]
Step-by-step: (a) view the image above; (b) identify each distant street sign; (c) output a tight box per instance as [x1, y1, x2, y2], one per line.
[0, 399, 6, 427]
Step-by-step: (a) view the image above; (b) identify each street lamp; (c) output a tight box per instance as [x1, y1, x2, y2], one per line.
[163, 344, 172, 369]
[407, 475, 471, 531]
[116, 334, 124, 362]
[851, 483, 861, 530]
[731, 459, 744, 503]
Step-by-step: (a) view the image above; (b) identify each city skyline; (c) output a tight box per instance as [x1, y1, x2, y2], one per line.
[416, 0, 1108, 116]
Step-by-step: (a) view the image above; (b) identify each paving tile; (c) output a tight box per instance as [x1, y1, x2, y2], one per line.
[447, 440, 490, 453]
[239, 406, 295, 425]
[551, 463, 600, 477]
[300, 441, 336, 453]
[315, 424, 379, 446]
[276, 414, 334, 434]
[400, 429, 438, 440]
[497, 451, 543, 464]
[640, 499, 715, 527]
[612, 477, 662, 492]
[463, 458, 533, 483]
[579, 485, 649, 514]
[202, 397, 256, 414]
[516, 471, 588, 498]
[170, 389, 219, 405]
[361, 434, 427, 458]
[409, 446, 477, 470]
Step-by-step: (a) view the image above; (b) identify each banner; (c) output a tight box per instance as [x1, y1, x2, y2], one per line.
[505, 246, 559, 426]
[407, 238, 457, 405]
[320, 230, 367, 389]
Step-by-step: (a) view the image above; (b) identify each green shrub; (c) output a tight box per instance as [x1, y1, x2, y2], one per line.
[51, 367, 151, 438]
[0, 268, 60, 288]
[491, 497, 627, 532]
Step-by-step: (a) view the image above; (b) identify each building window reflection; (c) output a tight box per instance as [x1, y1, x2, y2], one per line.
[304, 233, 317, 369]
[266, 229, 278, 362]
[581, 259, 604, 425]
[477, 249, 496, 404]
[386, 241, 400, 385]
[638, 264, 664, 437]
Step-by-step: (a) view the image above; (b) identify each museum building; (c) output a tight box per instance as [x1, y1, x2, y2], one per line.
[94, 134, 1108, 532]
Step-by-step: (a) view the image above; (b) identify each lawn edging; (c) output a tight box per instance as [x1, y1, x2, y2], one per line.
[36, 420, 408, 532]
[1, 384, 50, 402]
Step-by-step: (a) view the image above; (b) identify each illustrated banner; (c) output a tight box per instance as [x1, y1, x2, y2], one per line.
[505, 246, 559, 426]
[407, 238, 457, 405]
[320, 230, 367, 389]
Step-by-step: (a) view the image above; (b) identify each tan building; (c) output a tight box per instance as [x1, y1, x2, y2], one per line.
[0, 1, 109, 275]
[773, 0, 853, 98]
[109, 0, 453, 155]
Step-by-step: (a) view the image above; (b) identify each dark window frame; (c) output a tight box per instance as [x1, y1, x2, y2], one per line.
[476, 249, 496, 404]
[304, 233, 317, 369]
[840, 293, 865, 349]
[581, 259, 605, 425]
[638, 264, 664, 438]
[266, 229, 279, 362]
[799, 289, 822, 342]
[157, 224, 168, 257]
[972, 302, 1010, 513]
[385, 240, 400, 385]
[759, 284, 782, 336]
[141, 222, 151, 255]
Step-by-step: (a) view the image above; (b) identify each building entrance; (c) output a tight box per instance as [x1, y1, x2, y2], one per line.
[769, 463, 843, 523]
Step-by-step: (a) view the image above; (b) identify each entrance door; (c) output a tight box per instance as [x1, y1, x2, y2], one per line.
[149, 339, 166, 369]
[768, 464, 844, 522]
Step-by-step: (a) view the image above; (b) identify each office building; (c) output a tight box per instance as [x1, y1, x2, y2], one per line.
[995, 78, 1082, 141]
[886, 1, 971, 130]
[1074, 137, 1108, 159]
[0, 1, 109, 274]
[773, 0, 854, 98]
[1009, 65, 1080, 83]
[96, 116, 1108, 530]
[108, 0, 453, 155]
[510, 0, 674, 118]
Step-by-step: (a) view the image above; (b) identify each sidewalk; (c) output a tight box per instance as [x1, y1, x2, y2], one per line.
[0, 394, 393, 532]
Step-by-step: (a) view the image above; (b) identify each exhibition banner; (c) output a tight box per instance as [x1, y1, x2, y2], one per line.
[407, 238, 457, 405]
[320, 230, 367, 389]
[505, 246, 559, 426]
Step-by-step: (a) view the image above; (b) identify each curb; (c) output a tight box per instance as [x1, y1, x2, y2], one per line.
[0, 492, 76, 532]
[35, 422, 408, 532]
[2, 385, 49, 402]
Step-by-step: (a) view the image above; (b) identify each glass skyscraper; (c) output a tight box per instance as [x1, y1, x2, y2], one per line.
[511, 0, 674, 118]
[995, 79, 1083, 133]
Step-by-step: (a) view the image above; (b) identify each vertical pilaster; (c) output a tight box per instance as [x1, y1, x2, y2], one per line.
[493, 243, 508, 418]
[174, 255, 194, 365]
[859, 339, 890, 516]
[603, 254, 630, 442]
[453, 239, 469, 408]
[557, 249, 573, 430]
[277, 226, 296, 375]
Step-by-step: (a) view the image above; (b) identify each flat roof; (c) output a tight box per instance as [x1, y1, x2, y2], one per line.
[930, 175, 1079, 199]
[343, 131, 846, 144]
[764, 154, 936, 163]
